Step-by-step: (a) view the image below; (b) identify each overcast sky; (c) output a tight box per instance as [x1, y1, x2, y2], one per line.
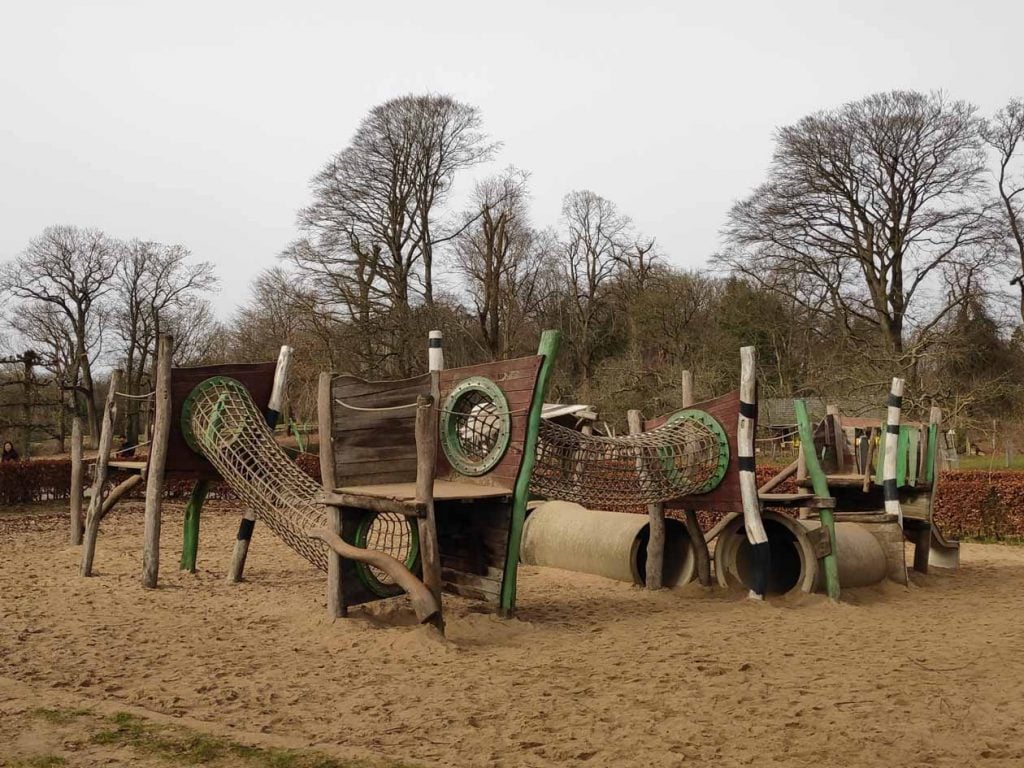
[1, 0, 1021, 315]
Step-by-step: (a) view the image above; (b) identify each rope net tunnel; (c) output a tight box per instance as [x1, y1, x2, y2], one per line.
[530, 415, 729, 509]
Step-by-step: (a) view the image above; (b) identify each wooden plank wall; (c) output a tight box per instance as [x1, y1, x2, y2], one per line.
[646, 390, 745, 515]
[436, 356, 543, 489]
[165, 362, 278, 478]
[330, 373, 432, 488]
[435, 498, 511, 607]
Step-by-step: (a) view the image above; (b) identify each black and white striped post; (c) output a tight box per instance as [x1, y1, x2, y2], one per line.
[738, 346, 770, 600]
[883, 377, 905, 528]
[227, 345, 293, 583]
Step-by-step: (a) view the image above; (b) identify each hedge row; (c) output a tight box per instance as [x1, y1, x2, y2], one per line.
[3, 457, 1023, 541]
[0, 454, 321, 506]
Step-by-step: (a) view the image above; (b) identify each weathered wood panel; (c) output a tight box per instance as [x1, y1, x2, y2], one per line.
[166, 361, 278, 478]
[330, 373, 431, 487]
[647, 390, 745, 515]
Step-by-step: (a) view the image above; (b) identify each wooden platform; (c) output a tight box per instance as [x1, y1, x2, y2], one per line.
[334, 480, 513, 503]
[758, 492, 835, 508]
[108, 461, 147, 472]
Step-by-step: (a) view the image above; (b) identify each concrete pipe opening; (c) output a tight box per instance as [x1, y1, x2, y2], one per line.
[521, 501, 695, 587]
[715, 511, 891, 596]
[715, 511, 818, 596]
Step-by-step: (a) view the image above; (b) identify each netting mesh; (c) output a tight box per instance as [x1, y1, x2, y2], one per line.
[531, 418, 723, 509]
[360, 512, 415, 586]
[186, 378, 329, 571]
[450, 393, 504, 465]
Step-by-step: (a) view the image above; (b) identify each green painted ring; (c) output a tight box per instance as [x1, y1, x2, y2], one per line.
[353, 512, 421, 597]
[180, 376, 250, 454]
[439, 376, 511, 477]
[660, 409, 730, 494]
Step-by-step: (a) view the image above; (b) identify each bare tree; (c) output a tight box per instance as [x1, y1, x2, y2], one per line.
[721, 91, 991, 359]
[113, 239, 217, 445]
[560, 190, 633, 399]
[1, 226, 116, 439]
[453, 169, 554, 357]
[982, 99, 1024, 321]
[290, 94, 497, 376]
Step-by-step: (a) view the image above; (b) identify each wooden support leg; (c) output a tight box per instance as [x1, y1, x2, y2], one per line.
[227, 510, 257, 583]
[70, 416, 84, 545]
[142, 334, 173, 589]
[416, 393, 444, 632]
[913, 526, 931, 574]
[684, 509, 712, 586]
[79, 371, 120, 576]
[180, 479, 210, 572]
[326, 506, 347, 618]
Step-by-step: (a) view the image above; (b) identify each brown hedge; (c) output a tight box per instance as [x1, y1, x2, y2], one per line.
[4, 456, 1023, 541]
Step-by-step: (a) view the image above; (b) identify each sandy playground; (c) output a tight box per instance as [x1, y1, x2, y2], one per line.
[2, 502, 1024, 767]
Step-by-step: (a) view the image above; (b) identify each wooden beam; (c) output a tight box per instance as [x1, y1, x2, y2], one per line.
[79, 370, 121, 577]
[827, 404, 844, 472]
[794, 398, 840, 601]
[415, 391, 444, 632]
[738, 346, 769, 600]
[322, 491, 425, 517]
[318, 371, 345, 618]
[678, 369, 711, 586]
[69, 416, 84, 546]
[142, 334, 172, 589]
[500, 330, 560, 617]
[307, 528, 440, 624]
[758, 459, 799, 494]
[628, 409, 665, 590]
[99, 474, 143, 520]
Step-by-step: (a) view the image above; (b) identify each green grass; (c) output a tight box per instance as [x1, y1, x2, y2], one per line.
[87, 711, 406, 767]
[18, 706, 414, 768]
[9, 757, 67, 768]
[952, 454, 1024, 471]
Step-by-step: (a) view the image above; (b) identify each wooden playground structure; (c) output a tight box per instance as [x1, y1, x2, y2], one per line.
[69, 331, 960, 634]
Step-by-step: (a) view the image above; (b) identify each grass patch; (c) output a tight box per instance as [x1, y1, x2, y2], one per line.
[28, 707, 91, 725]
[961, 534, 1024, 546]
[87, 711, 404, 767]
[9, 757, 67, 768]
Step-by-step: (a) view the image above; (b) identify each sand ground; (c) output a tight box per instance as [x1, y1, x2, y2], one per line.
[2, 502, 1023, 767]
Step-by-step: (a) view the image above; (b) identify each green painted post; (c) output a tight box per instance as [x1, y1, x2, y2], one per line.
[925, 423, 938, 484]
[794, 399, 840, 601]
[896, 426, 910, 486]
[180, 479, 210, 572]
[500, 329, 560, 617]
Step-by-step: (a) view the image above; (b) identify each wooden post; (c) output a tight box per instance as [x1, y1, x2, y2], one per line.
[678, 369, 711, 586]
[862, 427, 877, 493]
[681, 369, 693, 411]
[69, 416, 84, 545]
[826, 404, 844, 472]
[794, 398, 840, 600]
[227, 345, 292, 583]
[179, 479, 210, 572]
[883, 378, 905, 529]
[628, 409, 664, 590]
[738, 347, 770, 600]
[415, 391, 444, 631]
[142, 334, 172, 589]
[79, 370, 121, 576]
[913, 404, 943, 574]
[501, 330, 561, 617]
[318, 371, 346, 618]
[797, 440, 809, 519]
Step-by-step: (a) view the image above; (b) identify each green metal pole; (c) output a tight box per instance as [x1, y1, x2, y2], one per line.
[500, 329, 560, 617]
[180, 479, 210, 572]
[793, 399, 841, 601]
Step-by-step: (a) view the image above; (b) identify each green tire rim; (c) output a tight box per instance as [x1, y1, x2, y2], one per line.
[439, 376, 512, 476]
[180, 376, 250, 454]
[659, 409, 730, 494]
[353, 512, 421, 597]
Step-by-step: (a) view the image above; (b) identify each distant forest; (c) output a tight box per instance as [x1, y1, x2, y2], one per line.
[2, 90, 1024, 456]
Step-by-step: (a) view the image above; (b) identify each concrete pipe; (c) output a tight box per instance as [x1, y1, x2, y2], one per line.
[521, 501, 695, 587]
[714, 510, 889, 596]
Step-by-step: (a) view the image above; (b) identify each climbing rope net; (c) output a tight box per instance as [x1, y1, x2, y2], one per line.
[531, 418, 725, 509]
[185, 377, 330, 571]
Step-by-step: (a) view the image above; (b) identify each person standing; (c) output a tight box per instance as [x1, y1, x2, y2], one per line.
[1, 440, 20, 462]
